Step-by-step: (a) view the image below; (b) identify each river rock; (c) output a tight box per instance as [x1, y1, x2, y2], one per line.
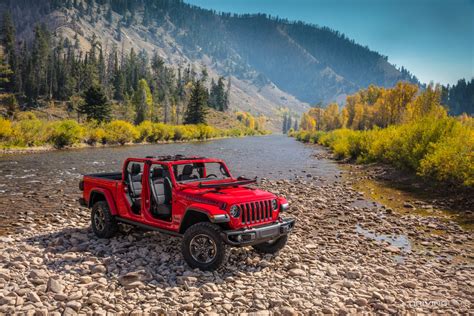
[0, 171, 471, 315]
[47, 277, 64, 293]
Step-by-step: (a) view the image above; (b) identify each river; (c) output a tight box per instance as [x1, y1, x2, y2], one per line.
[0, 135, 341, 234]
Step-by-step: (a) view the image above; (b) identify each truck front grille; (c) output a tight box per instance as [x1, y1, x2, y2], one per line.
[239, 200, 273, 225]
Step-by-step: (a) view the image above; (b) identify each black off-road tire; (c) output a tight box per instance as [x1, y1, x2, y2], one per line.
[252, 235, 288, 254]
[91, 201, 118, 238]
[182, 222, 227, 271]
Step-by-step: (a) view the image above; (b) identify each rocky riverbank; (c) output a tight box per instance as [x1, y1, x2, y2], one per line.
[0, 178, 472, 314]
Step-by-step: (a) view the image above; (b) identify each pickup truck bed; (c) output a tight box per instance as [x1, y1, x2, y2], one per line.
[86, 172, 122, 181]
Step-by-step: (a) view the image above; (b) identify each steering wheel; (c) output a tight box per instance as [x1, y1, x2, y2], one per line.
[206, 174, 218, 178]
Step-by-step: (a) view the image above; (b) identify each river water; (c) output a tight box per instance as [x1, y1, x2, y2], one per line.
[0, 135, 341, 234]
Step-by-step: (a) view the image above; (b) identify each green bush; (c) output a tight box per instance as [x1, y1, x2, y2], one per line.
[105, 120, 138, 145]
[47, 120, 84, 149]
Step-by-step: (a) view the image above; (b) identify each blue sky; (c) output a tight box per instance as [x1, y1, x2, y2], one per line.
[185, 0, 473, 85]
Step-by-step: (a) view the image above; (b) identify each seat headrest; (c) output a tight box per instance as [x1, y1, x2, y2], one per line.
[182, 165, 194, 175]
[130, 163, 141, 175]
[152, 168, 164, 178]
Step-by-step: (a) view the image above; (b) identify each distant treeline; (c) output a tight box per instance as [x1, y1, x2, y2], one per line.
[441, 79, 474, 116]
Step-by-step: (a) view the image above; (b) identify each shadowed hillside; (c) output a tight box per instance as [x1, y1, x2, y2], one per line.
[1, 0, 419, 119]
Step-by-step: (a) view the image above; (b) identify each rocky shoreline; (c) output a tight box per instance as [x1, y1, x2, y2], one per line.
[0, 177, 472, 314]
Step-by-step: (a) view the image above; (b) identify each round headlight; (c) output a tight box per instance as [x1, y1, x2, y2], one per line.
[229, 205, 241, 218]
[271, 199, 278, 210]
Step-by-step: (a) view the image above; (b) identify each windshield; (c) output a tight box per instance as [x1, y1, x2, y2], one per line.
[173, 162, 231, 183]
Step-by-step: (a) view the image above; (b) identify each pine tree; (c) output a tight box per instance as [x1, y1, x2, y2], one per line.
[224, 77, 231, 111]
[2, 11, 19, 93]
[208, 76, 227, 111]
[286, 116, 292, 133]
[0, 51, 13, 90]
[293, 119, 298, 131]
[184, 80, 208, 124]
[282, 114, 288, 133]
[80, 84, 110, 122]
[112, 51, 125, 100]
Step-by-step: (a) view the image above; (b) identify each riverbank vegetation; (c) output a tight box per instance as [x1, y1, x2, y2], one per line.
[0, 112, 266, 150]
[291, 82, 473, 187]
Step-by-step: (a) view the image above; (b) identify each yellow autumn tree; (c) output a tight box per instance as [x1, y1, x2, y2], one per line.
[300, 113, 316, 131]
[322, 103, 341, 131]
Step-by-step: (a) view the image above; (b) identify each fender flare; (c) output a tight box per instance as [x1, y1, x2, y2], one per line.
[179, 204, 230, 233]
[88, 188, 118, 215]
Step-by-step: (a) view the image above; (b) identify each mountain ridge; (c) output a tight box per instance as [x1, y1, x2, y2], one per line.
[1, 0, 419, 121]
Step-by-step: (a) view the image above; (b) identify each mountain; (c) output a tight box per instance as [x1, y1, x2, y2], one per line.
[1, 0, 419, 121]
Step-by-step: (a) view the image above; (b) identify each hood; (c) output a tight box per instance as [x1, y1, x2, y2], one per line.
[180, 185, 276, 205]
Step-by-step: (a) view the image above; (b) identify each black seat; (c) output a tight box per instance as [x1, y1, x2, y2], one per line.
[178, 165, 197, 181]
[129, 163, 142, 196]
[150, 167, 172, 219]
[128, 163, 142, 214]
[151, 168, 166, 204]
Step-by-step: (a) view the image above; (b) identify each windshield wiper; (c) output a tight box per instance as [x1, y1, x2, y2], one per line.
[197, 177, 257, 188]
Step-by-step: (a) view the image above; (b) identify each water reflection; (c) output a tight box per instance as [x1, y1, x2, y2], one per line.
[355, 223, 412, 263]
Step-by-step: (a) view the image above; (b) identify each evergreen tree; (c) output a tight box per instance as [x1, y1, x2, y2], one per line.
[184, 80, 208, 124]
[79, 84, 110, 122]
[208, 76, 227, 111]
[286, 116, 292, 133]
[1, 11, 19, 92]
[0, 51, 13, 90]
[282, 114, 288, 133]
[293, 119, 298, 131]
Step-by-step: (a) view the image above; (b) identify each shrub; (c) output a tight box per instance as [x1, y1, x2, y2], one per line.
[83, 125, 106, 145]
[225, 128, 243, 137]
[150, 123, 175, 141]
[136, 121, 153, 142]
[47, 120, 84, 149]
[418, 121, 474, 186]
[11, 114, 45, 146]
[0, 118, 13, 140]
[197, 124, 218, 139]
[292, 116, 474, 186]
[173, 125, 191, 141]
[105, 120, 138, 145]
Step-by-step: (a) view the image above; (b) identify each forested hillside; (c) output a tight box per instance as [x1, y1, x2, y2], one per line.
[0, 0, 419, 119]
[442, 79, 474, 115]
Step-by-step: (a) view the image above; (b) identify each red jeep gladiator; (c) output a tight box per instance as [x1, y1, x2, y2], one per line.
[79, 155, 295, 271]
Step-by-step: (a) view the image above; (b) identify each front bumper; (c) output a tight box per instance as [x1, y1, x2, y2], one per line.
[222, 218, 296, 246]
